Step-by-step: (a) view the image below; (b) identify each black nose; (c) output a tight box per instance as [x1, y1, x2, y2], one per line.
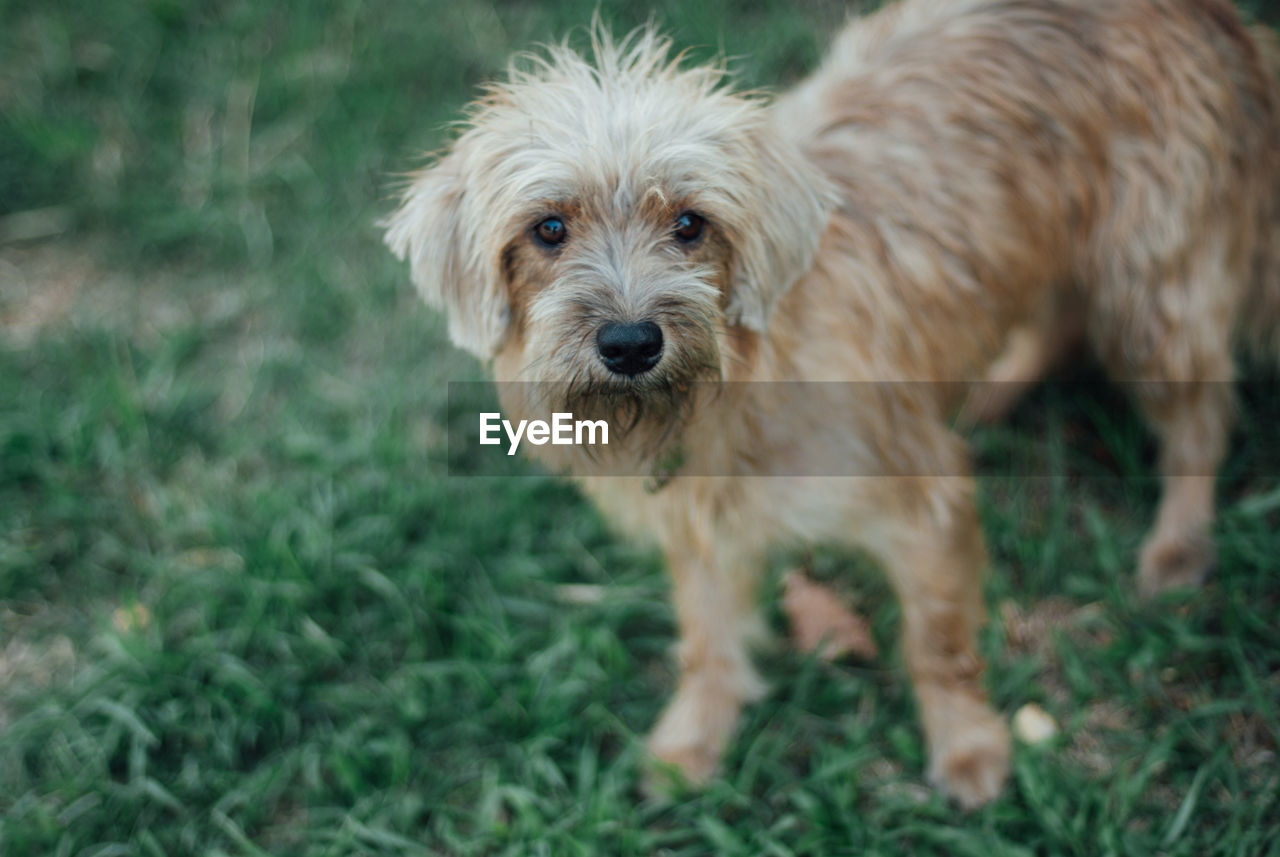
[596, 321, 663, 376]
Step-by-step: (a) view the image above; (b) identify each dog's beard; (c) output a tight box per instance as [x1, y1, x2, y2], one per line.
[560, 375, 697, 459]
[517, 298, 724, 465]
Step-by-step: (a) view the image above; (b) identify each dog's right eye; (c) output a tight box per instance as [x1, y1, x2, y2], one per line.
[533, 217, 567, 247]
[673, 211, 705, 244]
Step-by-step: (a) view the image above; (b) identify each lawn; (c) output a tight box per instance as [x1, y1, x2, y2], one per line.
[1, 0, 1278, 854]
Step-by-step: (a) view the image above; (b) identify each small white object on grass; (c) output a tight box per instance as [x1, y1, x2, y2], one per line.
[1012, 702, 1058, 745]
[555, 583, 608, 605]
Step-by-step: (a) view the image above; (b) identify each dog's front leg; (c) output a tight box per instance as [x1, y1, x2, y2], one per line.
[644, 538, 767, 794]
[868, 477, 1010, 808]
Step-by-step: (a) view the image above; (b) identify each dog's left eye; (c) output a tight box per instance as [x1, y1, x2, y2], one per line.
[533, 216, 567, 247]
[673, 212, 705, 243]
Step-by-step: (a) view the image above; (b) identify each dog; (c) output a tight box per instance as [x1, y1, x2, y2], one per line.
[384, 0, 1280, 807]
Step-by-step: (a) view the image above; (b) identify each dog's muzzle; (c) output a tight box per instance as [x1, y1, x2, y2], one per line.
[596, 321, 663, 376]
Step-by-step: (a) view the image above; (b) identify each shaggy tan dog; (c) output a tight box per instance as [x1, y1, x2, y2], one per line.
[384, 0, 1280, 807]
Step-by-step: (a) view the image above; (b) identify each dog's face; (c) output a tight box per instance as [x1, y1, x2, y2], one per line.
[385, 28, 832, 422]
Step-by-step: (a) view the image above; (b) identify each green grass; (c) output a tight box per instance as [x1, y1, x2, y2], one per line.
[2, 0, 1278, 854]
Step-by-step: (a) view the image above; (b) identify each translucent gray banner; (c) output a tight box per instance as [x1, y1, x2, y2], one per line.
[445, 380, 1279, 478]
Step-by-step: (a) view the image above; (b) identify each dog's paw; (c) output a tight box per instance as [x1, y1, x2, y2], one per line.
[1138, 529, 1215, 598]
[641, 678, 743, 797]
[641, 742, 720, 800]
[925, 700, 1011, 810]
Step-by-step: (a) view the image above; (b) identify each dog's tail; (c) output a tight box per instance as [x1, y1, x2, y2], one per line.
[1242, 23, 1280, 362]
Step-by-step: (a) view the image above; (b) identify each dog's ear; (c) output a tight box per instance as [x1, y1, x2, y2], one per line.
[383, 154, 510, 360]
[727, 122, 835, 331]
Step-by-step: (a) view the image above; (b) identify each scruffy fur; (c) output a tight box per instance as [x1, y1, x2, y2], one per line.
[385, 0, 1280, 807]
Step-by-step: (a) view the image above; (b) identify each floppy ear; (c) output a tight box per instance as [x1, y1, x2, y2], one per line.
[726, 122, 835, 331]
[382, 155, 510, 360]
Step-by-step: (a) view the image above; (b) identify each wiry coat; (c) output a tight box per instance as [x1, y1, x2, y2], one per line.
[385, 0, 1280, 807]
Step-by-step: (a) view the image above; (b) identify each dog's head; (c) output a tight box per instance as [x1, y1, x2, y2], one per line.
[384, 26, 833, 418]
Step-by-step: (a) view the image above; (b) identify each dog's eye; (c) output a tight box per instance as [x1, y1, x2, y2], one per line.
[673, 212, 705, 244]
[533, 216, 567, 247]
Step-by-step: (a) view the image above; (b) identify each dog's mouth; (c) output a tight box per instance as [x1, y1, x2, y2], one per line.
[522, 361, 711, 455]
[563, 372, 697, 419]
[566, 381, 701, 461]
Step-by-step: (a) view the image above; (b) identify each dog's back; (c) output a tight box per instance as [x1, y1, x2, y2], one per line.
[774, 0, 1280, 382]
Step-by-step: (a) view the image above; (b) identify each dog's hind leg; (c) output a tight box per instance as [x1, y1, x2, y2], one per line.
[1129, 376, 1234, 597]
[1090, 258, 1239, 597]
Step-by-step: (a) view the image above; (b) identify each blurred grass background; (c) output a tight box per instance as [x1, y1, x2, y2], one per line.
[1, 0, 1278, 854]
